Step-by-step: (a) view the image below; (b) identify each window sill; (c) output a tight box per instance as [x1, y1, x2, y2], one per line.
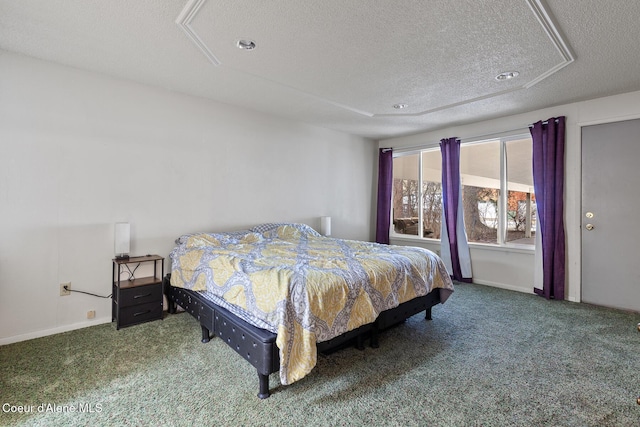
[389, 234, 535, 255]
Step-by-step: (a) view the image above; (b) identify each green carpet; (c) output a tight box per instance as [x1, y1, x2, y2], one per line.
[1, 283, 638, 426]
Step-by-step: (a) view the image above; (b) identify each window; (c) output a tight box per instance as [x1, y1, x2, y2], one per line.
[392, 150, 442, 238]
[460, 141, 501, 243]
[505, 138, 536, 244]
[421, 150, 442, 239]
[391, 134, 535, 247]
[392, 154, 420, 236]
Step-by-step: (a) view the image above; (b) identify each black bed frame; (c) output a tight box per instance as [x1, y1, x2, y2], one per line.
[163, 274, 444, 398]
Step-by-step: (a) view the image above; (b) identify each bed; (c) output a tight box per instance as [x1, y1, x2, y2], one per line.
[165, 223, 454, 398]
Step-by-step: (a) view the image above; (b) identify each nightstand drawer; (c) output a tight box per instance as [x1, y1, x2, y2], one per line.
[119, 302, 163, 326]
[119, 283, 162, 307]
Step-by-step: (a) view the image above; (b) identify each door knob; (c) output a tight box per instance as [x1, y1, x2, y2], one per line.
[585, 224, 594, 231]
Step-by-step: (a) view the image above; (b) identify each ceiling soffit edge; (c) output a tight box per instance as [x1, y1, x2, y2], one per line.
[175, 0, 575, 119]
[523, 0, 575, 88]
[176, 0, 221, 66]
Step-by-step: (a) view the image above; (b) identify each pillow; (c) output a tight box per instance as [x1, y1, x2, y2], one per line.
[249, 222, 321, 237]
[174, 229, 251, 245]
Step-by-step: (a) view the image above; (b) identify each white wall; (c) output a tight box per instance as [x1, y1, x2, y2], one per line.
[0, 51, 377, 344]
[381, 89, 640, 301]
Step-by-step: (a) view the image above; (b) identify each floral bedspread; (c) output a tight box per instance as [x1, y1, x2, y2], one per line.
[170, 223, 454, 385]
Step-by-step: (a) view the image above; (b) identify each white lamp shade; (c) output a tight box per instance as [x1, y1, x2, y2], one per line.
[320, 216, 332, 236]
[114, 222, 130, 256]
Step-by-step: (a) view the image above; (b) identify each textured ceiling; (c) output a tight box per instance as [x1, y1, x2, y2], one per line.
[1, 0, 640, 139]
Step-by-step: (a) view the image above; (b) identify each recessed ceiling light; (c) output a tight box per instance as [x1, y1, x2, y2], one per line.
[495, 71, 519, 81]
[237, 39, 256, 50]
[393, 103, 408, 109]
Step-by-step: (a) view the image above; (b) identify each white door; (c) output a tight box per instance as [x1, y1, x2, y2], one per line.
[581, 119, 640, 312]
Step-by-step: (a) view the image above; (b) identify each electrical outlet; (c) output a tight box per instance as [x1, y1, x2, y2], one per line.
[60, 282, 71, 296]
[87, 310, 96, 319]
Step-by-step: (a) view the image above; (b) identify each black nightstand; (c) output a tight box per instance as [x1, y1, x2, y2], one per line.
[112, 255, 164, 329]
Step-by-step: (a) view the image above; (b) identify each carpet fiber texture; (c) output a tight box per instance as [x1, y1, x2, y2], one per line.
[1, 283, 639, 426]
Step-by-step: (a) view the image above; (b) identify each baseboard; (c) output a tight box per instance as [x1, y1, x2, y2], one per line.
[471, 279, 535, 294]
[473, 280, 583, 304]
[0, 317, 112, 346]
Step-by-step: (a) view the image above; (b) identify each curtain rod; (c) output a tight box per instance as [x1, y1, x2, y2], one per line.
[387, 117, 563, 153]
[528, 118, 562, 129]
[388, 126, 530, 153]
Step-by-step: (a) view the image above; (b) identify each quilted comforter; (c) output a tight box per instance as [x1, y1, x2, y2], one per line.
[170, 223, 454, 385]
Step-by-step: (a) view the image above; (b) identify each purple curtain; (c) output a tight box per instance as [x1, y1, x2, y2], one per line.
[441, 138, 471, 282]
[531, 117, 566, 299]
[375, 148, 393, 244]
